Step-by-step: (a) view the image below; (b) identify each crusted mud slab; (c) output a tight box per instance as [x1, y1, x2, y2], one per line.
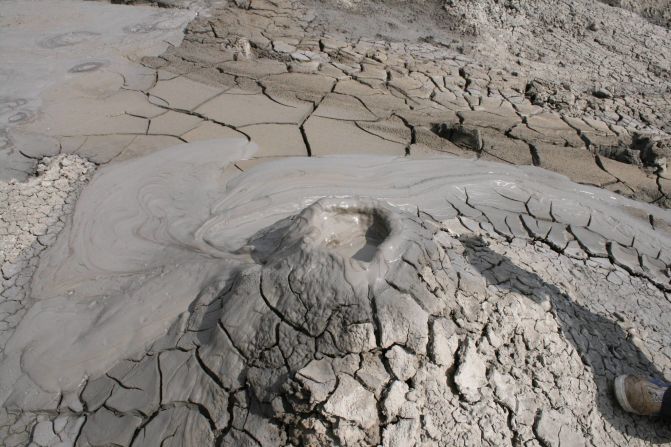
[134, 0, 671, 206]
[2, 0, 671, 205]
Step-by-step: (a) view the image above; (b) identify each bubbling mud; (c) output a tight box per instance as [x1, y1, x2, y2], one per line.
[314, 202, 391, 262]
[2, 138, 671, 413]
[277, 197, 400, 267]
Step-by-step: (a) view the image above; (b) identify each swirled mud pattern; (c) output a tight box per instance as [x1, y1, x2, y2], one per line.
[0, 138, 670, 447]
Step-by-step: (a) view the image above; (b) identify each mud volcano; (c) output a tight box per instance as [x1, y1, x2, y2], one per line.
[1, 141, 671, 446]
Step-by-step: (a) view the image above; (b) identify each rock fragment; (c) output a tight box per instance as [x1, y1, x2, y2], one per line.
[385, 345, 419, 382]
[433, 123, 483, 152]
[323, 375, 379, 430]
[454, 338, 487, 403]
[430, 317, 460, 368]
[534, 409, 586, 447]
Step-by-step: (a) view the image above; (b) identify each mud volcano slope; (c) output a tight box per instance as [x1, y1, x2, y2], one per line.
[2, 141, 671, 446]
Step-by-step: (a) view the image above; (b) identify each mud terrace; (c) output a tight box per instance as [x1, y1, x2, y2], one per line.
[0, 0, 671, 446]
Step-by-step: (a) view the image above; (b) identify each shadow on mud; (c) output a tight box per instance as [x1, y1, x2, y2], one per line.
[461, 235, 671, 444]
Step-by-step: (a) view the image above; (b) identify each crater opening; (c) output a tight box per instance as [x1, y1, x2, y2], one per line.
[317, 206, 390, 262]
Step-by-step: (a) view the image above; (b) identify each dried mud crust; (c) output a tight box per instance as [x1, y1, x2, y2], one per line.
[1, 146, 670, 445]
[22, 196, 671, 447]
[128, 0, 671, 208]
[0, 156, 94, 342]
[0, 155, 95, 447]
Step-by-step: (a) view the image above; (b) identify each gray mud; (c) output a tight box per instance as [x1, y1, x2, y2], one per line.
[1, 139, 671, 445]
[2, 0, 671, 444]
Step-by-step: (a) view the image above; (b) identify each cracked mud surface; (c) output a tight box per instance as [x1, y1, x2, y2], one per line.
[137, 0, 671, 205]
[2, 146, 671, 446]
[2, 0, 671, 205]
[1, 0, 671, 445]
[0, 155, 95, 446]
